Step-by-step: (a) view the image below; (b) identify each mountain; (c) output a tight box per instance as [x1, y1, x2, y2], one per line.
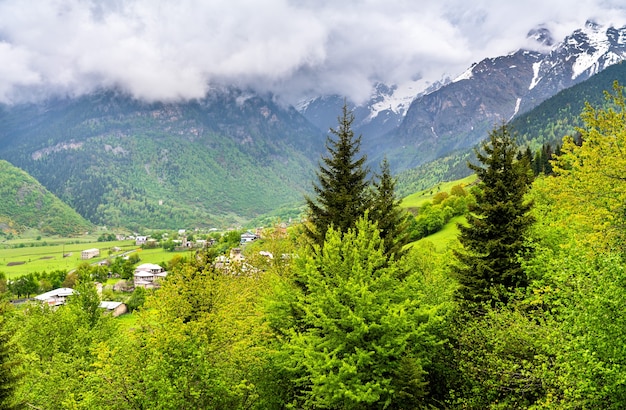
[300, 21, 626, 172]
[0, 88, 325, 230]
[396, 60, 626, 196]
[384, 20, 626, 171]
[511, 61, 626, 147]
[297, 79, 448, 148]
[0, 160, 92, 236]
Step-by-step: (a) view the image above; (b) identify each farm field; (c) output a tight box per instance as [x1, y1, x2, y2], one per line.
[0, 239, 186, 278]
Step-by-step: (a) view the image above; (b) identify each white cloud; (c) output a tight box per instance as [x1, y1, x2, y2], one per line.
[0, 0, 625, 104]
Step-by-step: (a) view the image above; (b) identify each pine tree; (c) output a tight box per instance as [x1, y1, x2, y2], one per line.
[305, 103, 371, 249]
[370, 157, 411, 261]
[453, 124, 534, 308]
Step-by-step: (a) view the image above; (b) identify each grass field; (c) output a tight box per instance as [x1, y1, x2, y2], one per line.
[401, 174, 477, 210]
[0, 239, 186, 278]
[411, 215, 465, 253]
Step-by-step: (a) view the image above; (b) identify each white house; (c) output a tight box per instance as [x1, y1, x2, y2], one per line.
[135, 236, 148, 246]
[81, 248, 100, 260]
[133, 263, 167, 289]
[240, 231, 258, 244]
[35, 288, 76, 306]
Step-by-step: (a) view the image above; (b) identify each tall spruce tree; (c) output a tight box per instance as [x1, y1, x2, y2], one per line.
[370, 157, 411, 261]
[453, 124, 534, 308]
[305, 103, 371, 248]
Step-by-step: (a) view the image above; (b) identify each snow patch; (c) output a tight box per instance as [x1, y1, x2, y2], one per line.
[367, 78, 435, 119]
[529, 62, 542, 90]
[453, 65, 474, 82]
[571, 23, 610, 79]
[510, 98, 522, 121]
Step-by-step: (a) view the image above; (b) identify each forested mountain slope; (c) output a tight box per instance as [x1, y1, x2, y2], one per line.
[0, 160, 92, 236]
[0, 88, 325, 230]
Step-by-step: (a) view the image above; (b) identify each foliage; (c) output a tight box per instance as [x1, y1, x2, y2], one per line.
[369, 158, 412, 260]
[125, 286, 147, 312]
[409, 186, 475, 241]
[0, 302, 21, 410]
[269, 217, 445, 409]
[87, 260, 271, 409]
[13, 292, 117, 409]
[452, 124, 534, 308]
[305, 103, 371, 249]
[549, 81, 626, 250]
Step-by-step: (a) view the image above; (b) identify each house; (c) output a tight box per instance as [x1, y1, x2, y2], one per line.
[81, 248, 100, 260]
[135, 236, 148, 246]
[133, 263, 167, 289]
[240, 231, 258, 244]
[99, 301, 128, 317]
[35, 288, 76, 306]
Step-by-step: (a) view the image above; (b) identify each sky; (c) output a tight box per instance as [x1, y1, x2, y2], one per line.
[1, 0, 626, 105]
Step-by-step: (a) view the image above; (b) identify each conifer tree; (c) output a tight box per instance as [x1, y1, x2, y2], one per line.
[370, 157, 411, 261]
[305, 103, 371, 248]
[453, 124, 534, 308]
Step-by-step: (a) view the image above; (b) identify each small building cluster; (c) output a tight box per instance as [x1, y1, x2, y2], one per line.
[33, 287, 128, 317]
[133, 263, 168, 289]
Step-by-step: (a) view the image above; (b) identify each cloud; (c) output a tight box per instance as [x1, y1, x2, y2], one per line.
[0, 0, 625, 104]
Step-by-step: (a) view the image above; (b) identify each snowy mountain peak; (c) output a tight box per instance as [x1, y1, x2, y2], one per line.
[527, 26, 555, 48]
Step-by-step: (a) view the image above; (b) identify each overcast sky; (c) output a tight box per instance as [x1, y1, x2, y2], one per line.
[1, 0, 626, 105]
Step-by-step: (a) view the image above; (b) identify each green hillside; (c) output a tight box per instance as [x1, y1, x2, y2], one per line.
[0, 90, 324, 230]
[0, 160, 92, 236]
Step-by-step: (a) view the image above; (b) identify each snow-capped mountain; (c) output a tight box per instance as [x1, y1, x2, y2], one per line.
[296, 77, 448, 145]
[380, 20, 626, 171]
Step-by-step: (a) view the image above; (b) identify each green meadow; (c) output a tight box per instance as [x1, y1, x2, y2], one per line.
[400, 174, 477, 209]
[0, 239, 183, 278]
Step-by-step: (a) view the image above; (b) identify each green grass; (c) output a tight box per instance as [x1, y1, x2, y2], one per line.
[0, 238, 187, 278]
[115, 312, 140, 333]
[401, 174, 477, 209]
[409, 215, 465, 253]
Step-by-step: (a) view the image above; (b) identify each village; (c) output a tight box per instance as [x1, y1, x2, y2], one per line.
[19, 227, 272, 317]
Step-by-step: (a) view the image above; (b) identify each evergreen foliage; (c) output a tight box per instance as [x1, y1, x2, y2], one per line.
[370, 158, 411, 260]
[270, 217, 442, 409]
[0, 160, 92, 235]
[453, 124, 535, 308]
[305, 103, 371, 248]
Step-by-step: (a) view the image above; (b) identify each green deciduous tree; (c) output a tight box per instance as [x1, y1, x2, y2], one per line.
[453, 124, 534, 308]
[0, 303, 21, 410]
[305, 103, 371, 249]
[549, 81, 626, 250]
